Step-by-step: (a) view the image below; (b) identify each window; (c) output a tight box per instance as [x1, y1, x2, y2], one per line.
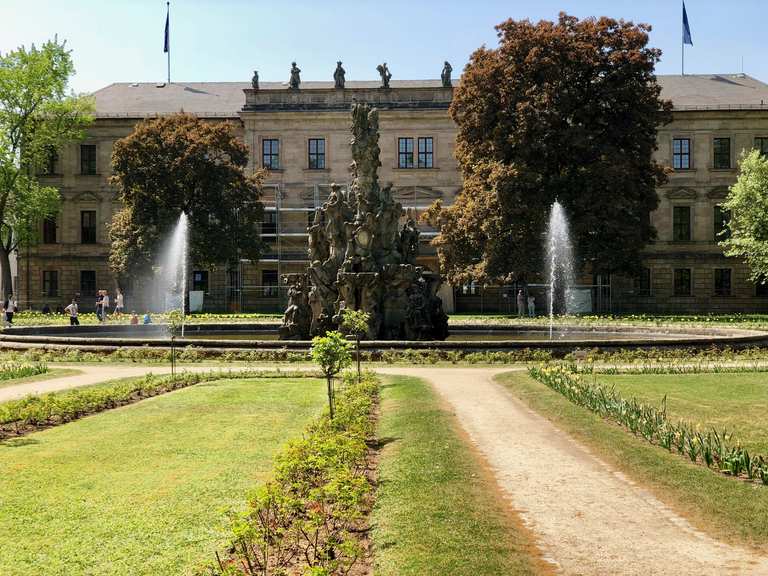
[261, 211, 277, 235]
[262, 270, 278, 297]
[713, 137, 731, 169]
[755, 137, 768, 156]
[192, 271, 208, 292]
[42, 271, 58, 297]
[673, 268, 692, 296]
[714, 268, 732, 296]
[81, 210, 96, 244]
[398, 137, 414, 169]
[672, 206, 691, 241]
[417, 137, 433, 168]
[672, 138, 691, 170]
[308, 138, 325, 169]
[80, 270, 96, 297]
[635, 268, 651, 296]
[227, 269, 240, 300]
[43, 147, 58, 175]
[43, 217, 57, 244]
[80, 144, 97, 175]
[714, 205, 731, 240]
[262, 139, 279, 169]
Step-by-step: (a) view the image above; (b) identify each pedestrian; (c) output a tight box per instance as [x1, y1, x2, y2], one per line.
[114, 288, 124, 316]
[102, 291, 110, 322]
[143, 311, 152, 325]
[130, 311, 139, 325]
[516, 289, 526, 317]
[95, 291, 104, 322]
[42, 303, 51, 315]
[3, 293, 16, 326]
[65, 299, 80, 326]
[527, 294, 536, 318]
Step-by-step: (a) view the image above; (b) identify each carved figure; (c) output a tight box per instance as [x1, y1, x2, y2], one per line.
[399, 216, 420, 265]
[334, 61, 345, 89]
[289, 62, 301, 90]
[278, 274, 311, 339]
[376, 63, 392, 89]
[441, 61, 453, 88]
[307, 208, 329, 263]
[251, 70, 259, 90]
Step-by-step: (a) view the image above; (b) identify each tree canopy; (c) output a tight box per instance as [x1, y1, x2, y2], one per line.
[0, 38, 93, 296]
[426, 13, 671, 284]
[108, 114, 265, 281]
[720, 149, 768, 282]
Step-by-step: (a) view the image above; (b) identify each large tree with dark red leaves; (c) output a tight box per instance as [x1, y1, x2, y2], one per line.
[108, 114, 265, 282]
[426, 13, 672, 284]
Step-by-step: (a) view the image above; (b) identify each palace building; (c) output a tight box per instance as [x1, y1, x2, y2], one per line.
[18, 72, 768, 314]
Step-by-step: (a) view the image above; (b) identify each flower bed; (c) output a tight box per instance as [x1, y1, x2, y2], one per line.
[0, 361, 47, 381]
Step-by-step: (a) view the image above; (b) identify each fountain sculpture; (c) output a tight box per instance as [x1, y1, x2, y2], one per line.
[546, 201, 575, 338]
[279, 103, 448, 340]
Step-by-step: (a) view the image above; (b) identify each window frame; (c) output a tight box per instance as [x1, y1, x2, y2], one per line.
[261, 211, 277, 235]
[398, 137, 414, 169]
[714, 205, 731, 241]
[80, 270, 96, 297]
[755, 137, 768, 156]
[80, 144, 97, 175]
[672, 205, 692, 242]
[42, 270, 59, 297]
[635, 267, 651, 296]
[42, 216, 57, 244]
[262, 269, 279, 297]
[192, 270, 209, 293]
[307, 138, 326, 170]
[262, 138, 280, 170]
[673, 268, 692, 297]
[712, 137, 731, 170]
[672, 137, 691, 170]
[417, 137, 434, 169]
[80, 210, 97, 244]
[714, 268, 732, 297]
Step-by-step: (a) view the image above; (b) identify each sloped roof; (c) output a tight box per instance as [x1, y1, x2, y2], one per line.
[91, 75, 768, 118]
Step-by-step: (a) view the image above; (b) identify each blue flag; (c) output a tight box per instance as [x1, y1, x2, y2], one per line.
[164, 8, 169, 53]
[683, 2, 693, 46]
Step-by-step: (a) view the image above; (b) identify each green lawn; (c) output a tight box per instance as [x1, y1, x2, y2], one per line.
[599, 372, 768, 454]
[373, 375, 543, 576]
[498, 371, 768, 551]
[0, 376, 326, 576]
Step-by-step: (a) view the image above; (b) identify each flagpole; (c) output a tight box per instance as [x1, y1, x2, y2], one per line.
[166, 1, 171, 84]
[681, 1, 684, 75]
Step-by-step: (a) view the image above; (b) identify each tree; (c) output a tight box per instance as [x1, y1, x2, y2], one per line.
[0, 38, 93, 298]
[310, 331, 352, 419]
[426, 14, 671, 285]
[720, 149, 768, 282]
[341, 309, 370, 382]
[108, 114, 265, 283]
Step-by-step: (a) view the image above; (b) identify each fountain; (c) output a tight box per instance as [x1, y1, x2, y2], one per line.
[279, 103, 448, 340]
[158, 212, 189, 337]
[546, 201, 575, 339]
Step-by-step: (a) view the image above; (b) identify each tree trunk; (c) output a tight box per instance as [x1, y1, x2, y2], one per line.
[356, 336, 361, 383]
[327, 376, 335, 419]
[0, 246, 13, 302]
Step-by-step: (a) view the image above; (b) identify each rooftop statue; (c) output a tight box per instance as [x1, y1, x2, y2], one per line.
[377, 63, 392, 89]
[334, 61, 345, 89]
[279, 102, 448, 341]
[251, 70, 259, 91]
[289, 62, 301, 90]
[441, 61, 453, 88]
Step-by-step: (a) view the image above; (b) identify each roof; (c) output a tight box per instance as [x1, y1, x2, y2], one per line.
[657, 74, 768, 110]
[92, 75, 768, 118]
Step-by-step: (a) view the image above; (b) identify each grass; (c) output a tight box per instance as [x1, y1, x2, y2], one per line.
[498, 371, 768, 550]
[599, 372, 768, 454]
[0, 376, 326, 576]
[0, 368, 79, 390]
[372, 375, 543, 575]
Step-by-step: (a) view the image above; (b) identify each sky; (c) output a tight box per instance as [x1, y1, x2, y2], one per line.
[2, 0, 767, 94]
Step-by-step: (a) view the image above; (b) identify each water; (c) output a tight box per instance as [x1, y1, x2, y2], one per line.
[546, 201, 575, 339]
[158, 213, 189, 336]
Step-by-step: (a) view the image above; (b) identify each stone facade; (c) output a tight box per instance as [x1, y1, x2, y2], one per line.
[18, 74, 768, 314]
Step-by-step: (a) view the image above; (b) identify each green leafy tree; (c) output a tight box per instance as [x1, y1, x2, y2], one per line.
[0, 38, 94, 297]
[310, 331, 352, 419]
[108, 113, 265, 284]
[426, 13, 671, 285]
[720, 149, 768, 282]
[341, 309, 370, 382]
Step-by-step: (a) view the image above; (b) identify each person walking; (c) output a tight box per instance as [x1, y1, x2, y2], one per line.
[65, 299, 80, 326]
[516, 289, 526, 318]
[102, 291, 110, 323]
[3, 293, 16, 326]
[95, 291, 103, 322]
[114, 288, 124, 316]
[527, 294, 536, 318]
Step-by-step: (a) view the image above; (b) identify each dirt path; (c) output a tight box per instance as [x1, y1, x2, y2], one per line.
[378, 367, 768, 576]
[0, 364, 315, 403]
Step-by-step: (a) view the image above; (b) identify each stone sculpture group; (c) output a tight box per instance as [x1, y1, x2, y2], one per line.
[279, 102, 449, 341]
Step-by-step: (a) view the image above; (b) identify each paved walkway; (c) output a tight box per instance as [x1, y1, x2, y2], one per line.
[378, 367, 768, 576]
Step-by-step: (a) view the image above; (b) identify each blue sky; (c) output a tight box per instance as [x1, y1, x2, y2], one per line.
[2, 0, 766, 94]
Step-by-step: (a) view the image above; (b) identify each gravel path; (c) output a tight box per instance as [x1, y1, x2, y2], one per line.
[378, 367, 768, 576]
